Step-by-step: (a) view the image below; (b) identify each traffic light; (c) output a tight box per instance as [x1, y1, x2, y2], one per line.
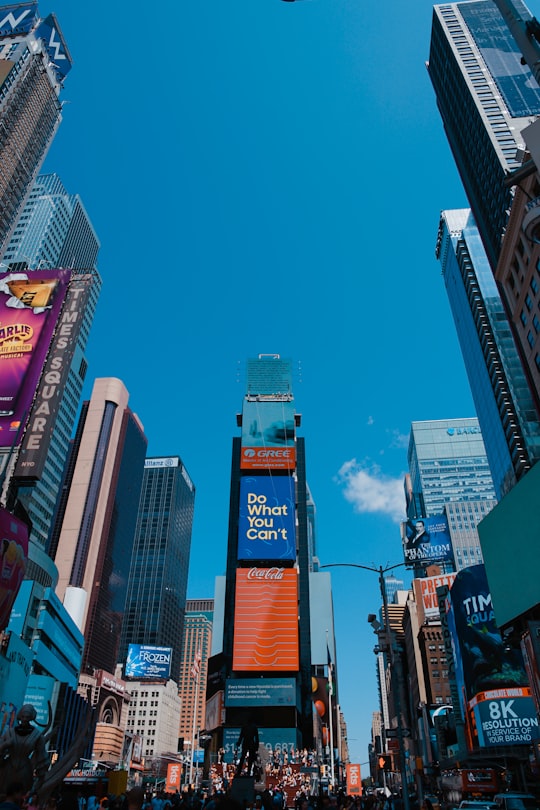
[377, 755, 391, 772]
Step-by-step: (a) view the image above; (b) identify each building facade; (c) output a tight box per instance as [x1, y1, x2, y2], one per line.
[209, 355, 337, 765]
[125, 679, 182, 761]
[51, 377, 147, 674]
[2, 173, 101, 554]
[406, 418, 496, 518]
[178, 599, 213, 744]
[437, 209, 540, 497]
[427, 0, 540, 270]
[119, 457, 195, 685]
[0, 4, 72, 254]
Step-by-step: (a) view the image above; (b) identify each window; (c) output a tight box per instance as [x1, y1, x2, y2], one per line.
[528, 331, 535, 348]
[521, 309, 528, 326]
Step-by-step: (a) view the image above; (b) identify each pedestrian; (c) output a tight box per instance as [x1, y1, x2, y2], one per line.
[0, 781, 26, 810]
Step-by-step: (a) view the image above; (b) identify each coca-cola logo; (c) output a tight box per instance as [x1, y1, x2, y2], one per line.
[247, 567, 284, 581]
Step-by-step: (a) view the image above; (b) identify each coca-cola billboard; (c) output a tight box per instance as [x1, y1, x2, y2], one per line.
[233, 567, 299, 672]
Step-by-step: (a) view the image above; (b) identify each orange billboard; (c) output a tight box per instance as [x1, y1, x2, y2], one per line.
[346, 764, 362, 795]
[233, 567, 299, 671]
[166, 762, 182, 791]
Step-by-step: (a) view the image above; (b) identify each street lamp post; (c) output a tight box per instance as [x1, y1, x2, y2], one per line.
[321, 562, 411, 810]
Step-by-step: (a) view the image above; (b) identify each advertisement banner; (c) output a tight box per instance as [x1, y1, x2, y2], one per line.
[471, 688, 540, 747]
[447, 565, 528, 705]
[14, 274, 93, 482]
[413, 573, 456, 623]
[125, 644, 172, 680]
[241, 400, 296, 470]
[0, 508, 28, 631]
[233, 568, 299, 671]
[0, 270, 70, 450]
[346, 764, 362, 795]
[166, 762, 182, 791]
[401, 515, 453, 567]
[238, 476, 296, 561]
[225, 677, 297, 707]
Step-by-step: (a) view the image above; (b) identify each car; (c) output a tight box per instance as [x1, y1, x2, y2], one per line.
[458, 802, 497, 810]
[494, 794, 540, 810]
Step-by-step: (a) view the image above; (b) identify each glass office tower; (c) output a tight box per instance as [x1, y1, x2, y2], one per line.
[437, 208, 540, 498]
[0, 6, 72, 253]
[2, 174, 101, 554]
[119, 457, 196, 684]
[407, 418, 496, 517]
[428, 0, 540, 269]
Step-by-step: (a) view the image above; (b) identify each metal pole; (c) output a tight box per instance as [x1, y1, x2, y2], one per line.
[377, 565, 411, 810]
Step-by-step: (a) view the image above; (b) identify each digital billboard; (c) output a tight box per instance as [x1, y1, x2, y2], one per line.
[223, 727, 298, 763]
[471, 687, 540, 747]
[241, 400, 296, 470]
[14, 274, 92, 482]
[0, 508, 28, 631]
[0, 270, 70, 450]
[233, 567, 299, 671]
[225, 677, 297, 707]
[447, 565, 528, 706]
[238, 476, 295, 561]
[125, 644, 172, 680]
[401, 515, 453, 567]
[0, 3, 38, 38]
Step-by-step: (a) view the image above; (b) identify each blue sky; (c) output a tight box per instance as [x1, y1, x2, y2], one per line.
[37, 0, 501, 765]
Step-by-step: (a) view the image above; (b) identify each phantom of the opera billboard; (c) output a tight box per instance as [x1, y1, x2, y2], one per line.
[125, 644, 172, 680]
[445, 565, 539, 748]
[240, 400, 296, 470]
[401, 515, 453, 567]
[0, 270, 70, 449]
[238, 475, 296, 561]
[233, 567, 299, 671]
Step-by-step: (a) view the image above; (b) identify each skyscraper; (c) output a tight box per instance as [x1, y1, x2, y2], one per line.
[3, 174, 101, 554]
[178, 599, 213, 743]
[210, 355, 338, 764]
[0, 4, 72, 253]
[51, 377, 147, 674]
[119, 457, 196, 685]
[436, 208, 540, 497]
[428, 0, 540, 269]
[407, 418, 496, 517]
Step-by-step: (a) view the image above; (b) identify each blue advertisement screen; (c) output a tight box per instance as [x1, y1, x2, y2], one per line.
[225, 677, 298, 707]
[125, 644, 172, 679]
[238, 476, 296, 561]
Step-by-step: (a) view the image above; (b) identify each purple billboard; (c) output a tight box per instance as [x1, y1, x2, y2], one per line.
[0, 270, 70, 449]
[238, 475, 296, 561]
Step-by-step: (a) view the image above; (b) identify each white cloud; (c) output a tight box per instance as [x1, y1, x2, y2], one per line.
[387, 428, 409, 449]
[367, 416, 374, 426]
[336, 459, 406, 523]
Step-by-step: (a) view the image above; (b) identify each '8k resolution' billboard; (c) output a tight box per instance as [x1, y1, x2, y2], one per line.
[0, 270, 70, 450]
[238, 476, 296, 561]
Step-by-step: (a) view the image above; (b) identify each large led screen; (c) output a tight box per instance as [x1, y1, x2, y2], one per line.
[401, 514, 453, 567]
[0, 508, 28, 631]
[125, 644, 172, 679]
[241, 400, 295, 470]
[0, 270, 70, 449]
[233, 567, 299, 671]
[471, 687, 540, 747]
[238, 476, 295, 561]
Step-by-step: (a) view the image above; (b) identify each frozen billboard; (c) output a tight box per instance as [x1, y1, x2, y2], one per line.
[0, 270, 70, 449]
[241, 400, 295, 470]
[125, 644, 172, 680]
[401, 514, 453, 567]
[238, 475, 296, 561]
